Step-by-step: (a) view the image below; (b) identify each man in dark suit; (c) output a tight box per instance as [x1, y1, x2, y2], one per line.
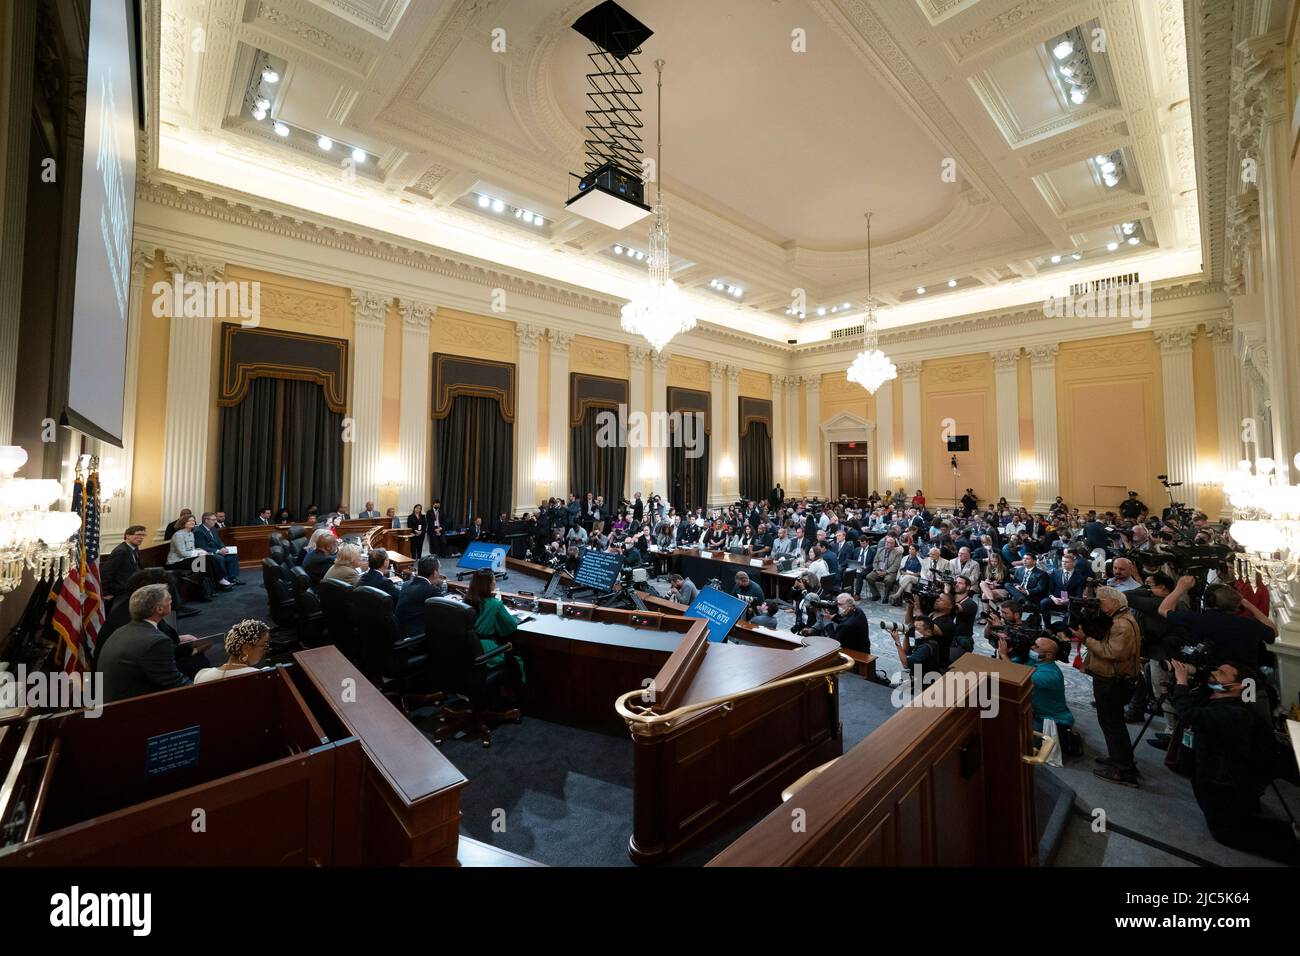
[358, 548, 400, 599]
[1006, 552, 1052, 616]
[195, 512, 242, 584]
[357, 501, 380, 519]
[395, 556, 447, 637]
[103, 525, 146, 600]
[769, 484, 785, 511]
[468, 517, 486, 542]
[254, 508, 273, 525]
[632, 492, 644, 523]
[97, 584, 192, 703]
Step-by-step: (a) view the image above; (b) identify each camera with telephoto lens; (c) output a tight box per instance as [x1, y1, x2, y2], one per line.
[1001, 624, 1052, 661]
[807, 596, 838, 615]
[1173, 640, 1215, 672]
[914, 572, 952, 615]
[1069, 596, 1112, 640]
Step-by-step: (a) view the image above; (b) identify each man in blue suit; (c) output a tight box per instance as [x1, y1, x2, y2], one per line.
[1006, 551, 1050, 616]
[395, 556, 448, 637]
[358, 548, 400, 599]
[195, 512, 242, 584]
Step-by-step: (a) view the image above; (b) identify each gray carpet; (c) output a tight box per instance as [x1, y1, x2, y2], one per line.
[186, 569, 1298, 868]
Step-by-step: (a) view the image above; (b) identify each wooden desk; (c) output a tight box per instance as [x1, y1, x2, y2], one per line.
[668, 547, 782, 597]
[218, 520, 406, 568]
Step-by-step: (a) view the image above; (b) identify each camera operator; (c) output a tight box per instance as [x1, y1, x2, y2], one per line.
[729, 570, 765, 610]
[1072, 586, 1142, 787]
[905, 588, 957, 666]
[997, 632, 1075, 741]
[803, 592, 870, 652]
[1158, 575, 1277, 668]
[749, 599, 780, 629]
[950, 574, 979, 657]
[1170, 659, 1300, 864]
[1123, 571, 1187, 730]
[887, 615, 946, 683]
[790, 570, 822, 629]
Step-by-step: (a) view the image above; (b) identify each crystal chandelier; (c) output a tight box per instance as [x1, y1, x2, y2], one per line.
[1222, 455, 1300, 587]
[846, 212, 897, 395]
[0, 445, 82, 600]
[620, 59, 696, 352]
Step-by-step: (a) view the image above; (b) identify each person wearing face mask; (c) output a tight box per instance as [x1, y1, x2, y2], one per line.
[1170, 659, 1299, 864]
[997, 633, 1074, 738]
[1072, 585, 1142, 787]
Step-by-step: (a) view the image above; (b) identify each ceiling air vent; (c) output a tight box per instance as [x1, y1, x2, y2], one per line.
[1069, 271, 1139, 297]
[831, 324, 865, 340]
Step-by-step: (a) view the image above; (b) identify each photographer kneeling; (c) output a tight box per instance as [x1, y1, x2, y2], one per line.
[997, 632, 1077, 756]
[1072, 586, 1142, 787]
[1171, 659, 1300, 864]
[802, 592, 870, 653]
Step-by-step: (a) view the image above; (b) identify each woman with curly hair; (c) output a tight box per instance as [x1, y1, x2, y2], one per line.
[194, 620, 271, 683]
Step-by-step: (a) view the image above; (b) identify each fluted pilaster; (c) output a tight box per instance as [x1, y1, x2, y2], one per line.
[547, 331, 573, 497]
[992, 349, 1022, 507]
[348, 290, 391, 512]
[1209, 318, 1247, 502]
[159, 253, 224, 532]
[1156, 327, 1199, 509]
[874, 378, 895, 493]
[709, 363, 726, 505]
[802, 374, 823, 498]
[398, 300, 434, 509]
[513, 323, 544, 514]
[898, 361, 922, 495]
[627, 345, 650, 498]
[1028, 345, 1060, 509]
[781, 376, 800, 493]
[650, 351, 668, 495]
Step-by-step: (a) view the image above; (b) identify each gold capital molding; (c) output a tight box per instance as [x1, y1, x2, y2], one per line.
[650, 349, 669, 370]
[709, 361, 726, 381]
[896, 360, 922, 380]
[991, 348, 1020, 371]
[516, 322, 545, 351]
[628, 344, 652, 365]
[1153, 326, 1197, 352]
[801, 373, 822, 392]
[1206, 315, 1234, 345]
[1028, 344, 1058, 366]
[160, 250, 225, 284]
[549, 329, 573, 354]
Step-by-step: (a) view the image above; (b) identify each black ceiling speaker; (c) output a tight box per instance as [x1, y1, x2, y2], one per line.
[565, 1, 654, 229]
[946, 435, 970, 452]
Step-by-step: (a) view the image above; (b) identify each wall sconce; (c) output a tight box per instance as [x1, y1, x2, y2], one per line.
[377, 458, 402, 501]
[1195, 465, 1223, 487]
[640, 459, 661, 488]
[534, 455, 554, 494]
[888, 458, 905, 487]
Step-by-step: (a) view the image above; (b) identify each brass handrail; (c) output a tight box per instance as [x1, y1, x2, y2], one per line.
[614, 653, 854, 734]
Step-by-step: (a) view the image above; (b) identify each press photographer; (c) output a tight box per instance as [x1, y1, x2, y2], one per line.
[1170, 659, 1300, 864]
[996, 631, 1077, 755]
[1158, 574, 1277, 668]
[1122, 572, 1187, 731]
[802, 592, 870, 653]
[1072, 586, 1142, 787]
[903, 587, 957, 667]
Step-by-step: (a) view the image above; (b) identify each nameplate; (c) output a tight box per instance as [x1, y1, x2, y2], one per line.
[749, 559, 763, 567]
[700, 551, 713, 559]
[145, 725, 201, 777]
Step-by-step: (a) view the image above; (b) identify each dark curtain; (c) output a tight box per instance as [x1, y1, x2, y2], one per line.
[739, 421, 773, 502]
[217, 377, 280, 523]
[434, 395, 514, 529]
[670, 431, 709, 512]
[282, 379, 344, 519]
[571, 406, 627, 512]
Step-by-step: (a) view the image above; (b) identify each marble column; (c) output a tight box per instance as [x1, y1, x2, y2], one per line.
[626, 346, 650, 500]
[709, 362, 726, 505]
[898, 361, 922, 495]
[547, 331, 573, 497]
[650, 351, 668, 497]
[1028, 345, 1060, 510]
[873, 379, 894, 494]
[770, 373, 784, 488]
[992, 349, 1022, 507]
[802, 374, 823, 499]
[514, 323, 544, 514]
[726, 365, 742, 500]
[1209, 318, 1246, 507]
[158, 253, 224, 534]
[396, 301, 433, 510]
[348, 291, 391, 513]
[1155, 327, 1199, 510]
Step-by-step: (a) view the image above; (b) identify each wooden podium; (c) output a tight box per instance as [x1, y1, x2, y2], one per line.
[0, 648, 465, 866]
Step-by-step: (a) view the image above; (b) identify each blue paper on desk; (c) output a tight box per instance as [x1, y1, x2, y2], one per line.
[457, 542, 508, 572]
[684, 586, 746, 643]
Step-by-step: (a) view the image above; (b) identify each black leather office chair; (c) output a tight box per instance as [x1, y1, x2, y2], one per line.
[288, 565, 325, 647]
[316, 578, 357, 659]
[261, 558, 301, 658]
[269, 531, 288, 553]
[423, 597, 521, 748]
[349, 586, 442, 713]
[268, 545, 287, 567]
[288, 525, 308, 562]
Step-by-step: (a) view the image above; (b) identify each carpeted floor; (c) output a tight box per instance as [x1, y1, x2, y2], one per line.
[186, 566, 1298, 868]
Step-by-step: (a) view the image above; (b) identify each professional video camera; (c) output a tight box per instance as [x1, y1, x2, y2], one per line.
[1068, 596, 1112, 640]
[806, 595, 838, 614]
[999, 624, 1052, 661]
[1172, 640, 1216, 672]
[914, 571, 954, 614]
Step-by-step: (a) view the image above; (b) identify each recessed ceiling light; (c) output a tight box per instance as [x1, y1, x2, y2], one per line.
[916, 286, 926, 295]
[273, 121, 289, 137]
[732, 288, 742, 298]
[255, 97, 270, 112]
[817, 307, 826, 316]
[1050, 255, 1061, 264]
[1053, 40, 1074, 60]
[534, 217, 544, 227]
[613, 245, 623, 255]
[262, 67, 279, 84]
[491, 199, 505, 213]
[317, 135, 333, 151]
[252, 106, 267, 121]
[1122, 222, 1136, 235]
[947, 278, 957, 288]
[1100, 160, 1117, 175]
[514, 208, 524, 218]
[478, 195, 490, 208]
[842, 302, 850, 309]
[1127, 236, 1139, 245]
[1103, 174, 1119, 188]
[1071, 252, 1082, 260]
[523, 211, 534, 223]
[1059, 63, 1074, 78]
[1069, 87, 1088, 105]
[1106, 240, 1119, 251]
[351, 147, 366, 163]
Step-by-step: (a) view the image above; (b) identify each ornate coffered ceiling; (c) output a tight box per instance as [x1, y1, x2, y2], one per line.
[146, 0, 1203, 344]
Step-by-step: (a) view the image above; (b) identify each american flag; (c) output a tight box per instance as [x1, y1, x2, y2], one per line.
[51, 465, 104, 674]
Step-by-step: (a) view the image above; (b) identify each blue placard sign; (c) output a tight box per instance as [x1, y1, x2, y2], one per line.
[145, 725, 201, 777]
[457, 542, 508, 572]
[684, 586, 746, 643]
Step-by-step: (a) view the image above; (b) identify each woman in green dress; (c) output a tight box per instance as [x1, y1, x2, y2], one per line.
[464, 568, 524, 713]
